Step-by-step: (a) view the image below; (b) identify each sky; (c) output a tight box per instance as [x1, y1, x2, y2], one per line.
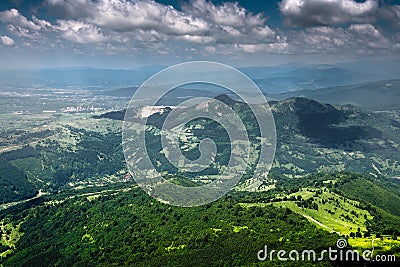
[0, 0, 400, 69]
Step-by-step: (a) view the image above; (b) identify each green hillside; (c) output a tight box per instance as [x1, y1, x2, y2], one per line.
[0, 96, 399, 265]
[1, 172, 399, 266]
[1, 185, 338, 267]
[0, 159, 37, 204]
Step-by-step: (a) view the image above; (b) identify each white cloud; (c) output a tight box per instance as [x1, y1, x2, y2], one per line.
[288, 26, 349, 53]
[0, 8, 52, 40]
[287, 23, 391, 53]
[45, 0, 211, 36]
[32, 15, 53, 29]
[235, 42, 289, 54]
[92, 0, 210, 36]
[349, 24, 380, 37]
[279, 0, 378, 26]
[178, 35, 215, 43]
[185, 0, 275, 43]
[348, 23, 391, 48]
[187, 0, 263, 27]
[0, 35, 15, 46]
[0, 0, 397, 58]
[42, 0, 277, 46]
[0, 9, 42, 30]
[55, 20, 107, 44]
[0, 7, 105, 45]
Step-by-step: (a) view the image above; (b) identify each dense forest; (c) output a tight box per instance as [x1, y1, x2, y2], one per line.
[0, 172, 399, 266]
[1, 185, 338, 266]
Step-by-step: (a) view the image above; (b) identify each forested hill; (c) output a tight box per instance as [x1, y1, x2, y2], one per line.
[96, 96, 400, 177]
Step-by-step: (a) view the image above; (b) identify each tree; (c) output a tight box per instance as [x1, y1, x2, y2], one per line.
[392, 233, 397, 240]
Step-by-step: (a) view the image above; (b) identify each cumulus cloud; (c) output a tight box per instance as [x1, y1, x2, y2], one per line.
[0, 0, 397, 57]
[0, 8, 52, 39]
[0, 35, 15, 46]
[287, 23, 391, 54]
[0, 6, 108, 44]
[41, 0, 277, 46]
[288, 26, 348, 53]
[55, 20, 107, 44]
[234, 42, 289, 54]
[279, 0, 378, 26]
[0, 8, 42, 30]
[186, 0, 265, 28]
[184, 0, 275, 43]
[348, 23, 391, 48]
[0, 0, 278, 55]
[90, 0, 210, 36]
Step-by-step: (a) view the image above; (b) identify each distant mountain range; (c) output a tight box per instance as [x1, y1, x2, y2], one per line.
[1, 60, 398, 94]
[0, 66, 165, 89]
[240, 62, 387, 93]
[269, 79, 400, 110]
[97, 78, 400, 114]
